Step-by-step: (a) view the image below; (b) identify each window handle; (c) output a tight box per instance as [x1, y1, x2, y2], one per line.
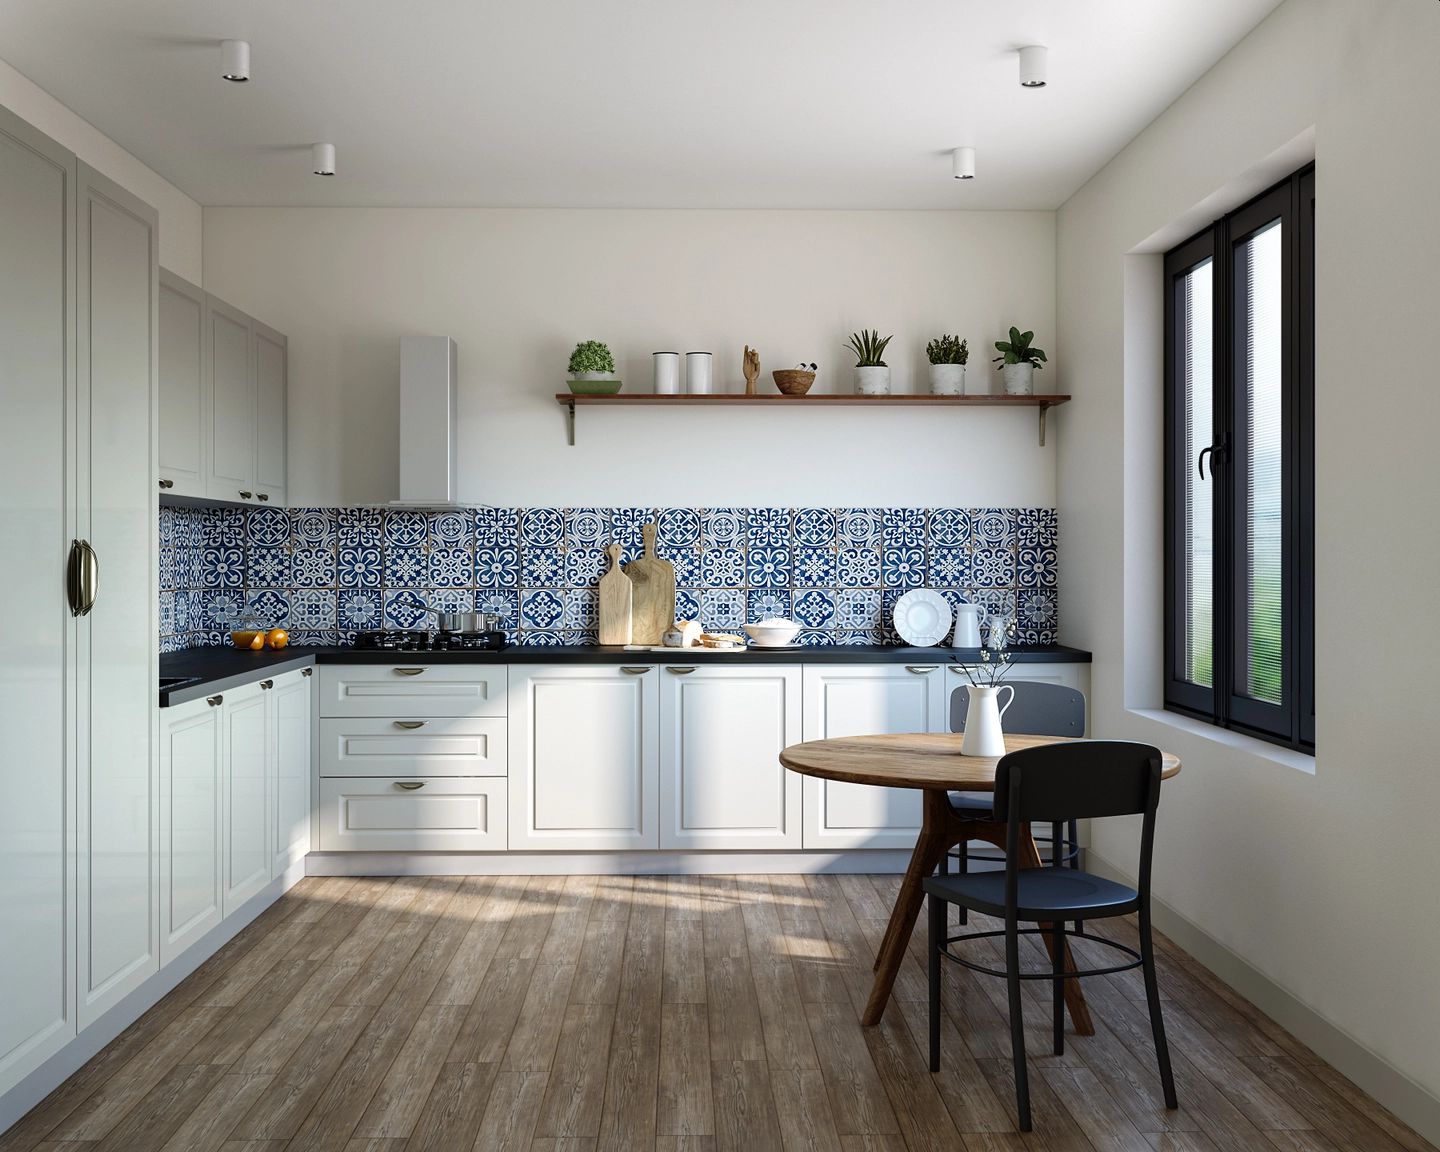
[1198, 435, 1228, 480]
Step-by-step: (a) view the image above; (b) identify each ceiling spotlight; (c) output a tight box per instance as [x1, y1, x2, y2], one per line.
[220, 39, 250, 82]
[1018, 45, 1048, 88]
[952, 147, 976, 180]
[311, 143, 336, 176]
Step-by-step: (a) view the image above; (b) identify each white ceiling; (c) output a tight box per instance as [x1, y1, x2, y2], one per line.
[0, 0, 1282, 210]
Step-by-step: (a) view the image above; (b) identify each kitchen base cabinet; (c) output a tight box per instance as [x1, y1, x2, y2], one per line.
[318, 778, 507, 852]
[318, 664, 507, 718]
[271, 669, 313, 877]
[318, 716, 507, 778]
[659, 665, 802, 850]
[223, 683, 271, 917]
[159, 696, 223, 965]
[508, 665, 659, 851]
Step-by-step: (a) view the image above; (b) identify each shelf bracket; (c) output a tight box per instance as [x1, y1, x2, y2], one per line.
[562, 398, 576, 446]
[1038, 401, 1051, 447]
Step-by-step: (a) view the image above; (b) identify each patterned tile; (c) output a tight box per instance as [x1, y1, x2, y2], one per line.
[701, 508, 745, 546]
[247, 506, 290, 548]
[522, 548, 564, 587]
[699, 589, 746, 631]
[674, 588, 701, 622]
[565, 546, 610, 588]
[337, 507, 384, 548]
[521, 588, 565, 629]
[429, 510, 470, 546]
[338, 545, 383, 588]
[881, 546, 926, 589]
[882, 508, 926, 546]
[428, 546, 474, 588]
[746, 546, 790, 589]
[792, 588, 836, 628]
[384, 588, 430, 629]
[384, 510, 428, 548]
[747, 589, 792, 624]
[291, 589, 337, 631]
[656, 507, 701, 546]
[792, 508, 836, 547]
[472, 506, 519, 547]
[565, 507, 608, 547]
[792, 546, 837, 587]
[474, 546, 519, 588]
[292, 547, 336, 589]
[384, 548, 427, 587]
[700, 547, 745, 588]
[836, 508, 883, 548]
[293, 508, 339, 547]
[746, 508, 791, 547]
[338, 588, 384, 630]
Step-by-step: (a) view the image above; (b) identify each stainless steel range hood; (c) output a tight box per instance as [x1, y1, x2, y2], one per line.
[390, 335, 463, 509]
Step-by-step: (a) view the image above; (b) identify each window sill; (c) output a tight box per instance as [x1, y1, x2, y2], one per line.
[1126, 708, 1315, 775]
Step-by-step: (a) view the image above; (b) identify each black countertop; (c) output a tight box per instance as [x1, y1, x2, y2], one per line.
[159, 643, 1092, 707]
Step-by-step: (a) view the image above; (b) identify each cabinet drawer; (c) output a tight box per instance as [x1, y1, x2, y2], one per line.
[318, 665, 507, 718]
[319, 717, 507, 778]
[318, 777, 507, 852]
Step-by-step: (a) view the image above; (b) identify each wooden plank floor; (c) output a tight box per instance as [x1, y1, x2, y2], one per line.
[3, 873, 1433, 1152]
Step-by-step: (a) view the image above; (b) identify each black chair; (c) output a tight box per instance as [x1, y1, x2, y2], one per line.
[941, 682, 1085, 913]
[923, 740, 1177, 1132]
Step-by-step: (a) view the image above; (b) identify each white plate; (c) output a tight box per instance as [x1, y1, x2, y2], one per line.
[892, 589, 953, 647]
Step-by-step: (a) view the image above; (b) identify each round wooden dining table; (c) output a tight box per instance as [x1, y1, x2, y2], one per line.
[779, 732, 1182, 1029]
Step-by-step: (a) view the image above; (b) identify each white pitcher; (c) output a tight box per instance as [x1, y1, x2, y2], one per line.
[961, 683, 1015, 758]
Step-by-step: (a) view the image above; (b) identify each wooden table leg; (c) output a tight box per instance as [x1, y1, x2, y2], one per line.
[861, 789, 1094, 1036]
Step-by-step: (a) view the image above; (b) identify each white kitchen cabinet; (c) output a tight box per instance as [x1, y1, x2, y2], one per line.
[318, 664, 507, 718]
[271, 669, 312, 876]
[0, 103, 78, 1092]
[159, 695, 223, 965]
[800, 664, 947, 849]
[223, 683, 271, 916]
[508, 665, 659, 851]
[205, 294, 255, 503]
[252, 319, 287, 505]
[75, 160, 159, 1030]
[320, 716, 508, 778]
[319, 777, 507, 852]
[157, 269, 208, 498]
[659, 665, 802, 850]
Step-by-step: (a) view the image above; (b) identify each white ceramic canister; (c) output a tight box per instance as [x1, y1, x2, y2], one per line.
[653, 352, 680, 394]
[686, 351, 714, 394]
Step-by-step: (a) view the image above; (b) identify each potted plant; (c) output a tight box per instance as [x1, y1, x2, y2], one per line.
[847, 329, 893, 395]
[926, 335, 968, 395]
[991, 327, 1047, 395]
[567, 340, 621, 395]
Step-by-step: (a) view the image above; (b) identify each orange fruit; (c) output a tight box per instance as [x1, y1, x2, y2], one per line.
[266, 628, 290, 650]
[249, 632, 265, 650]
[231, 629, 263, 650]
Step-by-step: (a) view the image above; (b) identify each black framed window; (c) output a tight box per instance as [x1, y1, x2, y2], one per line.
[1164, 165, 1314, 752]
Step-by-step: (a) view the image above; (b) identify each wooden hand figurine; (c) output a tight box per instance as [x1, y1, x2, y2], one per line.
[743, 345, 760, 395]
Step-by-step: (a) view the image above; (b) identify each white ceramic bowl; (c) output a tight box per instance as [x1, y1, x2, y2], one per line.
[744, 620, 801, 648]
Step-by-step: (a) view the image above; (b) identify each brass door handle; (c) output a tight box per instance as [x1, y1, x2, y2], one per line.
[906, 665, 937, 674]
[666, 667, 696, 675]
[393, 720, 426, 730]
[395, 780, 426, 790]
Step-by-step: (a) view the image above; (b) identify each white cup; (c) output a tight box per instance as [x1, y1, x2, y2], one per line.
[653, 352, 680, 394]
[686, 351, 713, 394]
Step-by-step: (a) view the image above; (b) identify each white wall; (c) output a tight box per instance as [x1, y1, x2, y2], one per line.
[1058, 0, 1440, 1128]
[0, 57, 202, 282]
[202, 207, 1057, 508]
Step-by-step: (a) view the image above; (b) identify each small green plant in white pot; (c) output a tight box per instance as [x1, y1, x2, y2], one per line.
[992, 327, 1046, 395]
[926, 335, 968, 395]
[567, 340, 621, 394]
[847, 329, 893, 395]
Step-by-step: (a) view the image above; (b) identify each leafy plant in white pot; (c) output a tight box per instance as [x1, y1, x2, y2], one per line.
[567, 340, 621, 395]
[991, 327, 1047, 395]
[926, 334, 968, 395]
[847, 329, 893, 395]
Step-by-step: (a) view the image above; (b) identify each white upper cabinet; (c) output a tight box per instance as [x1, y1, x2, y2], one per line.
[205, 295, 255, 502]
[659, 665, 802, 850]
[507, 665, 659, 851]
[75, 160, 159, 1030]
[0, 103, 77, 1092]
[800, 664, 947, 850]
[160, 695, 224, 965]
[252, 319, 287, 506]
[157, 269, 208, 497]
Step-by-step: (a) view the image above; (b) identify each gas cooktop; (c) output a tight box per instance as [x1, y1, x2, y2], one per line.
[353, 629, 508, 652]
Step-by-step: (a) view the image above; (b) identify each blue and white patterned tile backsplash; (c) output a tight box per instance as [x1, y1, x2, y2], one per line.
[159, 505, 1059, 653]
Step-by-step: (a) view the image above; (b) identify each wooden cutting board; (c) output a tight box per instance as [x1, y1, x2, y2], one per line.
[597, 544, 633, 645]
[624, 522, 676, 645]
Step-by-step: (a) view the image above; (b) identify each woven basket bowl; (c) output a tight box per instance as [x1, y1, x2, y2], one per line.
[772, 369, 817, 396]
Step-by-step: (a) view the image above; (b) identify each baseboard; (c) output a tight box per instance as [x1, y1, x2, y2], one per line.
[0, 859, 306, 1138]
[1087, 851, 1440, 1147]
[305, 849, 914, 876]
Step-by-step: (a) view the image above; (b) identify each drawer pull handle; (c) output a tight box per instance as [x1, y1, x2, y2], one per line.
[620, 666, 651, 675]
[905, 665, 937, 675]
[394, 720, 427, 730]
[666, 666, 696, 675]
[301, 667, 313, 677]
[394, 667, 426, 676]
[394, 780, 426, 790]
[206, 694, 223, 707]
[260, 679, 274, 689]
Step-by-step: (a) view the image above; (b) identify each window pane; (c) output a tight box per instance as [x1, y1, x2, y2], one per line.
[1235, 221, 1284, 705]
[1178, 261, 1213, 688]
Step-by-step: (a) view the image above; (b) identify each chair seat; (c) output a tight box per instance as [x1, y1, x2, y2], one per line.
[947, 790, 995, 816]
[924, 868, 1139, 920]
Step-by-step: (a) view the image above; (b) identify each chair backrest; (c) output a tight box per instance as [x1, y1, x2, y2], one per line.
[950, 680, 1085, 738]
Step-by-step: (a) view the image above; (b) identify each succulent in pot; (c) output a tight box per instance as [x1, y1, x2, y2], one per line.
[567, 339, 621, 394]
[847, 329, 893, 395]
[991, 327, 1046, 395]
[926, 334, 968, 395]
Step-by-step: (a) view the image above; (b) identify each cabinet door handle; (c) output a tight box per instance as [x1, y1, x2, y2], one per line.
[393, 720, 426, 730]
[207, 694, 223, 707]
[260, 679, 274, 689]
[301, 667, 313, 677]
[906, 665, 937, 674]
[666, 666, 696, 675]
[395, 780, 426, 790]
[620, 666, 651, 675]
[239, 490, 253, 500]
[158, 478, 174, 489]
[68, 540, 100, 617]
[257, 493, 270, 502]
[394, 667, 425, 676]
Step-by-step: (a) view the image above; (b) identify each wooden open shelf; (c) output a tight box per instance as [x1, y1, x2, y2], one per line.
[554, 392, 1071, 446]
